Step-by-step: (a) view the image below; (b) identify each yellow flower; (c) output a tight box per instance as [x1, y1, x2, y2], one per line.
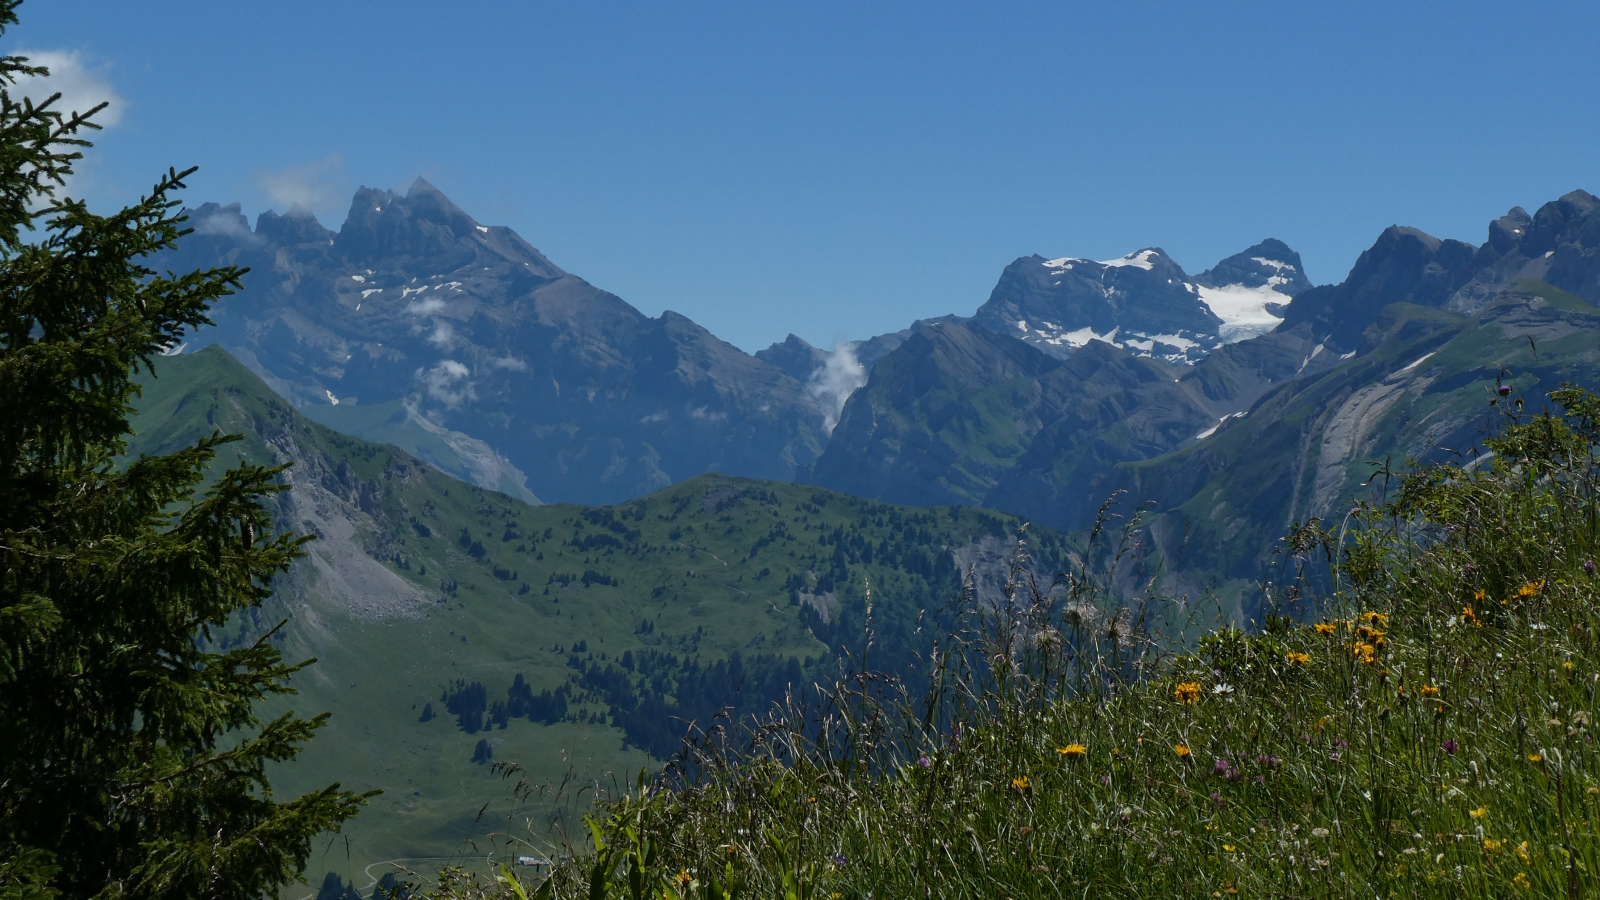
[1012, 776, 1030, 791]
[1513, 871, 1529, 888]
[1470, 807, 1489, 818]
[1420, 685, 1440, 697]
[1350, 642, 1378, 664]
[1461, 605, 1482, 627]
[1516, 579, 1546, 598]
[674, 869, 693, 888]
[1222, 844, 1236, 852]
[1474, 589, 1485, 602]
[1174, 744, 1191, 757]
[1356, 625, 1385, 641]
[1563, 661, 1576, 671]
[1484, 838, 1502, 851]
[1314, 622, 1338, 635]
[1174, 682, 1202, 705]
[1515, 841, 1530, 862]
[1285, 651, 1311, 665]
[1528, 752, 1544, 763]
[1056, 743, 1087, 758]
[1361, 611, 1389, 625]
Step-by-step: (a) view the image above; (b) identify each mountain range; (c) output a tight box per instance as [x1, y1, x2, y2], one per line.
[163, 183, 1600, 616]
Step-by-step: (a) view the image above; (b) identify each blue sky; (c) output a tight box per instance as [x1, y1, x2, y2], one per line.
[13, 0, 1600, 353]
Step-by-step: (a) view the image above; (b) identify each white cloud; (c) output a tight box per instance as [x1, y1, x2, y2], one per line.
[489, 356, 527, 371]
[253, 153, 346, 214]
[11, 49, 123, 127]
[405, 297, 446, 316]
[417, 359, 473, 406]
[427, 321, 454, 348]
[807, 341, 868, 433]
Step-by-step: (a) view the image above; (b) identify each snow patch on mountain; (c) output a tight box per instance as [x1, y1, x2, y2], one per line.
[1195, 283, 1287, 342]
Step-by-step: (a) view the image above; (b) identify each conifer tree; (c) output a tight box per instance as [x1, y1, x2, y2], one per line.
[0, 5, 367, 899]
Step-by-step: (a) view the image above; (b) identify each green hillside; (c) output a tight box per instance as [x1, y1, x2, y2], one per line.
[124, 345, 1076, 883]
[1118, 284, 1600, 616]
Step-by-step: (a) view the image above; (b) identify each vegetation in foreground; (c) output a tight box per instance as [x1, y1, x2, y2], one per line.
[442, 383, 1600, 899]
[0, 9, 365, 898]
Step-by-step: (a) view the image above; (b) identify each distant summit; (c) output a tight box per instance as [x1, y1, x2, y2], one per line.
[970, 241, 1309, 364]
[164, 180, 831, 505]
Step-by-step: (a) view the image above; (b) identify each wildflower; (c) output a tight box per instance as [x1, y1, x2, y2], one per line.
[1461, 606, 1482, 627]
[1226, 768, 1245, 783]
[1474, 589, 1485, 602]
[1057, 744, 1087, 759]
[1211, 682, 1235, 695]
[1514, 872, 1530, 888]
[1286, 651, 1311, 665]
[1011, 776, 1030, 791]
[1585, 560, 1596, 576]
[1214, 759, 1231, 776]
[1362, 611, 1389, 625]
[1175, 682, 1202, 705]
[1099, 774, 1112, 785]
[1420, 685, 1440, 697]
[1498, 384, 1512, 396]
[1311, 827, 1330, 838]
[1351, 642, 1378, 664]
[1356, 625, 1385, 641]
[916, 755, 932, 769]
[1484, 838, 1502, 851]
[1175, 744, 1191, 758]
[1516, 579, 1546, 598]
[1528, 752, 1544, 763]
[1572, 711, 1590, 729]
[833, 854, 847, 866]
[1516, 841, 1530, 862]
[1564, 661, 1577, 671]
[1314, 622, 1337, 635]
[1222, 844, 1236, 852]
[674, 870, 693, 888]
[1470, 807, 1488, 818]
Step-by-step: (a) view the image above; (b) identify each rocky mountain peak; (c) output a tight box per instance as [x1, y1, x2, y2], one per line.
[1196, 238, 1311, 295]
[255, 206, 334, 246]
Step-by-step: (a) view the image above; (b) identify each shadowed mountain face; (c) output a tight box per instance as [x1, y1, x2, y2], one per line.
[1277, 190, 1600, 351]
[162, 179, 830, 505]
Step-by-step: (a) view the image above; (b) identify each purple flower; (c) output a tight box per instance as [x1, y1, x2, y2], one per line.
[1099, 774, 1112, 786]
[1254, 775, 1266, 785]
[1335, 740, 1349, 750]
[1330, 752, 1341, 762]
[1499, 385, 1513, 396]
[1442, 740, 1458, 755]
[1226, 768, 1245, 783]
[1585, 560, 1597, 576]
[833, 854, 848, 866]
[1209, 791, 1222, 804]
[1256, 754, 1281, 767]
[916, 756, 932, 769]
[1214, 759, 1231, 776]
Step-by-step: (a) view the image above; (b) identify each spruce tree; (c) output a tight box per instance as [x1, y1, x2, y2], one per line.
[0, 5, 367, 899]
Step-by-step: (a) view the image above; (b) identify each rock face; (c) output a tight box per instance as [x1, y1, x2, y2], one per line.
[164, 179, 831, 505]
[969, 242, 1309, 364]
[1277, 190, 1600, 351]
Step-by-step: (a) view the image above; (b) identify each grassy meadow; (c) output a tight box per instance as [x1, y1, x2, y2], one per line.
[491, 385, 1600, 899]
